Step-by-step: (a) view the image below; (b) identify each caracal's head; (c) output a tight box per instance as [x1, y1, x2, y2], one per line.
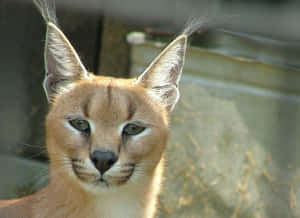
[35, 1, 187, 193]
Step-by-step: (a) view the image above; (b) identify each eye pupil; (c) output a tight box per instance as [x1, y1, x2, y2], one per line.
[123, 123, 145, 136]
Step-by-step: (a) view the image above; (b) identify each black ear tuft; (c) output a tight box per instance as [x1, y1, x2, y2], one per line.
[33, 0, 57, 25]
[34, 0, 89, 102]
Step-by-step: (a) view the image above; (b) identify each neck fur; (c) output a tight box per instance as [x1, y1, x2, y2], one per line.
[34, 159, 164, 218]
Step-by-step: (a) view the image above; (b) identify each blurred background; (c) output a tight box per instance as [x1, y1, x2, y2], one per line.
[1, 0, 300, 217]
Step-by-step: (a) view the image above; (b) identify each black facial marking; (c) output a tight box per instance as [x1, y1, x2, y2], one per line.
[71, 158, 83, 163]
[82, 92, 95, 118]
[82, 99, 91, 118]
[123, 162, 135, 167]
[127, 102, 136, 121]
[71, 158, 85, 171]
[120, 168, 134, 174]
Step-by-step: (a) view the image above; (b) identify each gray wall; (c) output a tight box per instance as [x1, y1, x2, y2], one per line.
[0, 1, 101, 159]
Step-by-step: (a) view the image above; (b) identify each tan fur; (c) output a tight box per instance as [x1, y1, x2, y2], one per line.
[0, 77, 171, 218]
[0, 1, 194, 216]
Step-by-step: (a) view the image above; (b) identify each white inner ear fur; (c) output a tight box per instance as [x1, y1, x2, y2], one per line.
[45, 22, 89, 78]
[136, 35, 187, 111]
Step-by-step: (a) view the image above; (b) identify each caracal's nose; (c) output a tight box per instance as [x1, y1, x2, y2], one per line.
[90, 150, 118, 174]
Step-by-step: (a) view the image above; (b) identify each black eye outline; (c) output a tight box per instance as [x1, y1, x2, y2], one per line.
[122, 123, 146, 136]
[69, 119, 91, 135]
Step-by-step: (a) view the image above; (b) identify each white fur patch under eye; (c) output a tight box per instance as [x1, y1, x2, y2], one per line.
[63, 119, 93, 135]
[131, 128, 151, 141]
[119, 122, 128, 136]
[63, 120, 81, 136]
[88, 120, 95, 133]
[119, 121, 151, 140]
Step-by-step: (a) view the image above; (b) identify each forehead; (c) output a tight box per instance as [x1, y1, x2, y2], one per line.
[87, 84, 138, 122]
[53, 79, 154, 122]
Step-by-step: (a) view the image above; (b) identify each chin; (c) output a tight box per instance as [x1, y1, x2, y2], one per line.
[72, 172, 134, 195]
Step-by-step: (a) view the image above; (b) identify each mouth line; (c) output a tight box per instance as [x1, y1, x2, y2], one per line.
[71, 160, 135, 187]
[116, 166, 135, 185]
[98, 166, 135, 187]
[97, 177, 110, 187]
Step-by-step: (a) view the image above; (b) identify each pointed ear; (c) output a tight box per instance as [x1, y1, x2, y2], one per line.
[136, 35, 187, 111]
[43, 22, 89, 101]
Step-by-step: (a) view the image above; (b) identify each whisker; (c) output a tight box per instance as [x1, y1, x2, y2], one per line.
[123, 162, 135, 167]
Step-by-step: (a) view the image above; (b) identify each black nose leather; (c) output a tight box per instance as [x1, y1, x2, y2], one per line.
[90, 150, 118, 174]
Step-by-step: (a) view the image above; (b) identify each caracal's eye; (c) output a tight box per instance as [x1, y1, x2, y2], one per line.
[69, 119, 90, 134]
[123, 123, 145, 136]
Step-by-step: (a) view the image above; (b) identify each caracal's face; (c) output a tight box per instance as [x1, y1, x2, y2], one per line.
[38, 8, 186, 192]
[46, 76, 169, 192]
